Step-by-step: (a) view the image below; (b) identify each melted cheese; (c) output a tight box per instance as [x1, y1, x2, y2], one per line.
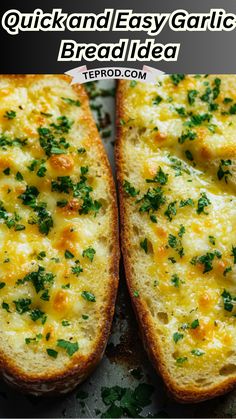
[0, 76, 114, 370]
[121, 75, 236, 382]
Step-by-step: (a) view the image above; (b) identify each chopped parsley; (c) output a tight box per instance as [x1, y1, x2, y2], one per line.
[0, 282, 6, 289]
[169, 155, 190, 176]
[229, 103, 236, 114]
[71, 264, 83, 276]
[176, 357, 188, 364]
[57, 339, 79, 357]
[30, 308, 47, 324]
[209, 235, 216, 245]
[212, 77, 221, 100]
[136, 187, 166, 217]
[36, 205, 53, 235]
[51, 176, 73, 194]
[2, 301, 10, 312]
[62, 320, 70, 327]
[41, 289, 50, 301]
[175, 107, 186, 117]
[171, 274, 180, 287]
[50, 115, 74, 134]
[100, 383, 154, 418]
[217, 159, 232, 182]
[170, 74, 185, 86]
[14, 298, 31, 314]
[123, 180, 139, 197]
[173, 332, 184, 343]
[231, 246, 236, 263]
[168, 233, 184, 258]
[178, 225, 185, 237]
[153, 95, 163, 105]
[3, 167, 10, 175]
[56, 199, 68, 207]
[15, 185, 36, 207]
[185, 150, 194, 161]
[191, 250, 221, 273]
[178, 130, 197, 144]
[190, 319, 199, 329]
[15, 171, 24, 181]
[27, 160, 38, 172]
[47, 348, 58, 358]
[223, 266, 232, 276]
[15, 224, 25, 231]
[18, 186, 53, 235]
[197, 192, 211, 214]
[37, 251, 46, 260]
[65, 249, 74, 259]
[51, 167, 101, 216]
[25, 334, 42, 345]
[223, 97, 233, 104]
[62, 283, 70, 289]
[150, 214, 157, 223]
[38, 126, 70, 156]
[4, 110, 16, 119]
[37, 164, 47, 178]
[16, 266, 55, 298]
[146, 167, 168, 185]
[185, 113, 212, 128]
[0, 136, 27, 150]
[140, 238, 148, 254]
[168, 234, 178, 248]
[164, 201, 177, 221]
[179, 198, 194, 207]
[187, 90, 198, 105]
[221, 289, 236, 312]
[81, 291, 96, 302]
[200, 86, 212, 103]
[130, 80, 137, 88]
[82, 247, 96, 262]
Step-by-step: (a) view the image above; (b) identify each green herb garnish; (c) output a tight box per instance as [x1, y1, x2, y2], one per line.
[82, 247, 96, 262]
[57, 339, 79, 357]
[81, 291, 96, 302]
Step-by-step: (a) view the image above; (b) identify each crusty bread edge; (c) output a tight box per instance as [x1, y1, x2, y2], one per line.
[0, 75, 120, 396]
[115, 79, 236, 403]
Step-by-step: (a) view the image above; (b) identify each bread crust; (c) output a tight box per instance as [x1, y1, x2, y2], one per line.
[115, 80, 236, 403]
[0, 75, 120, 396]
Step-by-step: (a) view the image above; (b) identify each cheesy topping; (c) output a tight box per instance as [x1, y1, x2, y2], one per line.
[0, 76, 114, 372]
[121, 75, 236, 384]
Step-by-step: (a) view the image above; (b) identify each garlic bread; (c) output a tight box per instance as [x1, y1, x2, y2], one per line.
[0, 75, 119, 395]
[116, 75, 236, 402]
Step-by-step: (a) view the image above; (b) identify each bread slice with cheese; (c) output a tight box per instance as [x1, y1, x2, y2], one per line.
[0, 75, 119, 395]
[116, 76, 236, 403]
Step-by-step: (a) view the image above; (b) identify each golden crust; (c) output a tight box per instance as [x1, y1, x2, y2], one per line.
[115, 80, 236, 403]
[0, 75, 120, 396]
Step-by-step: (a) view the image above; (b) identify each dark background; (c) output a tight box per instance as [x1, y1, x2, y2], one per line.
[1, 0, 236, 73]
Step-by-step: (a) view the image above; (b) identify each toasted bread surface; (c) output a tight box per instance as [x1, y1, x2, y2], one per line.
[0, 75, 119, 395]
[116, 76, 236, 403]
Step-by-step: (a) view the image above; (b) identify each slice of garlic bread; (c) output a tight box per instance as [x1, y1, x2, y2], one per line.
[116, 76, 236, 403]
[0, 75, 119, 395]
